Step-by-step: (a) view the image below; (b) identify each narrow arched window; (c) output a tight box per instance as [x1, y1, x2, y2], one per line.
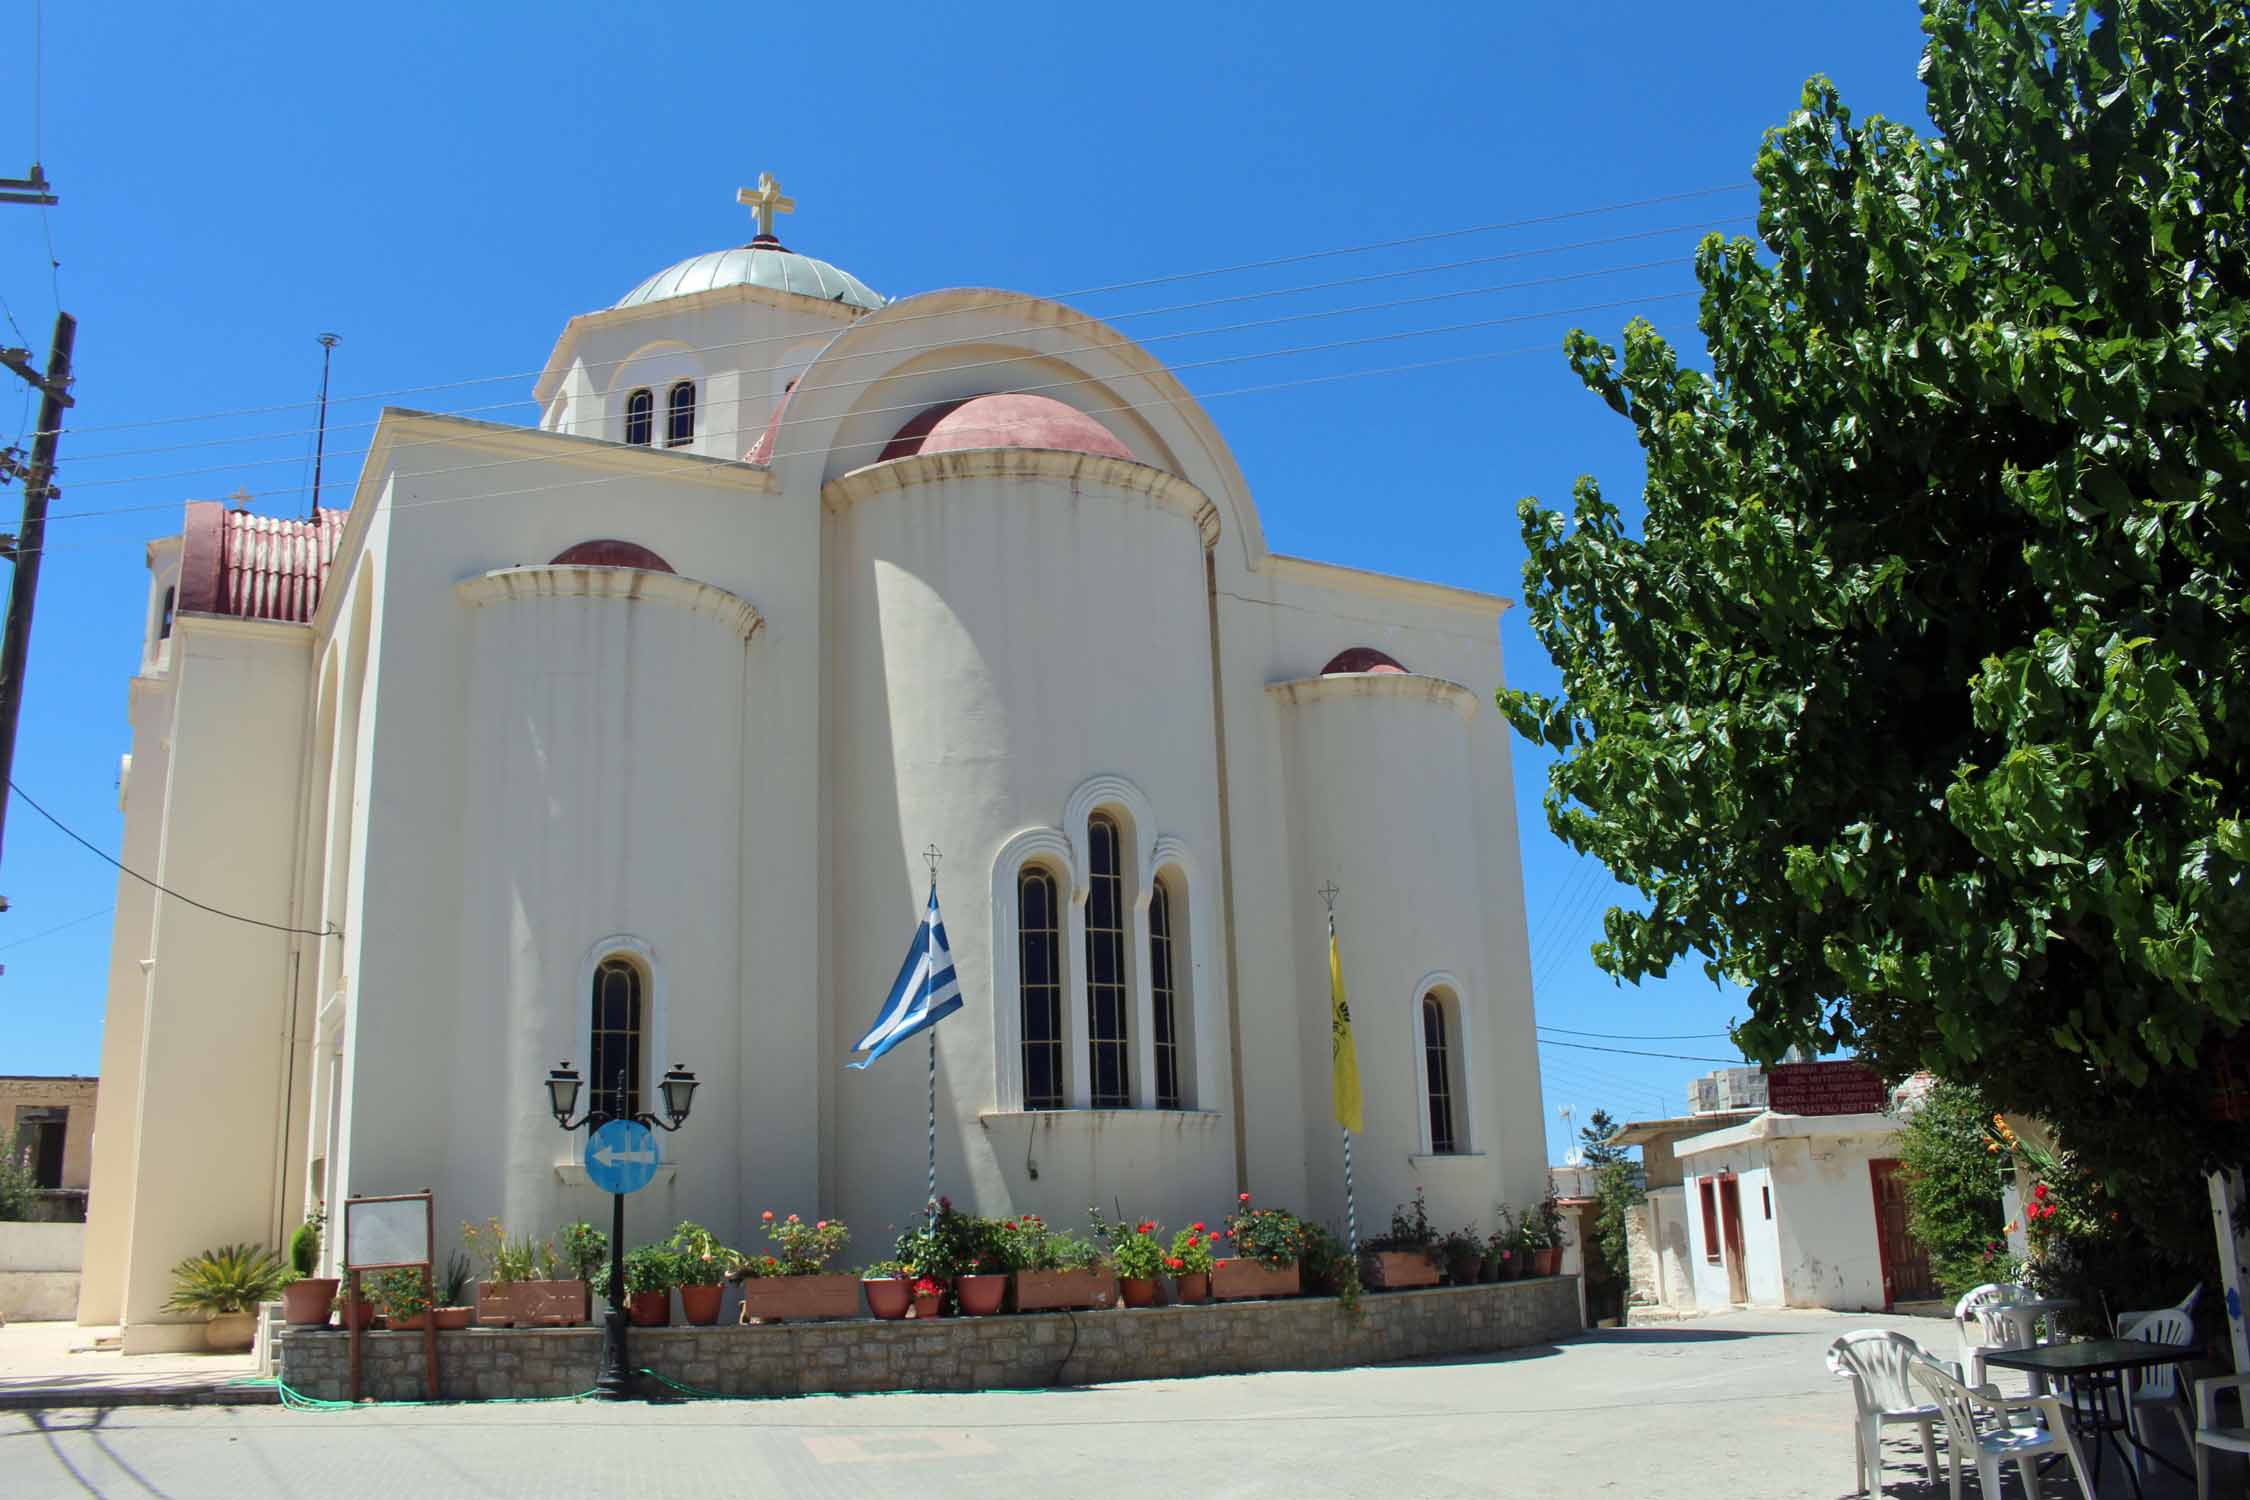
[666, 381, 696, 447]
[1423, 993, 1457, 1154]
[1019, 868, 1063, 1110]
[624, 388, 654, 446]
[1150, 877, 1181, 1109]
[591, 956, 644, 1121]
[159, 586, 177, 641]
[1085, 813, 1131, 1107]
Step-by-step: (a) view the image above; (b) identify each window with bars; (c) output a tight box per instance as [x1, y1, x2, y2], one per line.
[1150, 877, 1181, 1109]
[1422, 992, 1458, 1154]
[590, 955, 644, 1122]
[624, 388, 654, 446]
[1085, 814, 1131, 1107]
[665, 381, 696, 447]
[1018, 867, 1064, 1110]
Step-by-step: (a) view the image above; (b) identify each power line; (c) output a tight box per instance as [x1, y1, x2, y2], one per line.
[8, 780, 337, 938]
[51, 182, 1753, 440]
[59, 218, 1746, 465]
[49, 259, 1698, 495]
[0, 903, 109, 950]
[1540, 1025, 1737, 1041]
[1538, 1037, 1742, 1063]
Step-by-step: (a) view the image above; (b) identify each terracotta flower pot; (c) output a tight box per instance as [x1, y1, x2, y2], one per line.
[1119, 1276, 1159, 1308]
[1175, 1271, 1211, 1304]
[679, 1282, 725, 1325]
[281, 1277, 340, 1327]
[1013, 1268, 1117, 1311]
[513, 1279, 587, 1327]
[390, 1311, 430, 1332]
[627, 1290, 670, 1326]
[1446, 1248, 1482, 1285]
[335, 1298, 377, 1332]
[738, 1274, 862, 1323]
[1362, 1250, 1439, 1291]
[1498, 1253, 1523, 1281]
[911, 1287, 945, 1319]
[205, 1310, 257, 1352]
[956, 1274, 1008, 1316]
[1534, 1248, 1562, 1277]
[865, 1277, 912, 1320]
[433, 1306, 473, 1330]
[1210, 1259, 1301, 1301]
[475, 1281, 514, 1327]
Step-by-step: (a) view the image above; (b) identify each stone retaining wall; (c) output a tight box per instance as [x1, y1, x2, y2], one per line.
[276, 1276, 1582, 1402]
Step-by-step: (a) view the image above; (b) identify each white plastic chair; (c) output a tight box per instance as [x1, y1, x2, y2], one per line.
[2192, 1373, 2250, 1500]
[2114, 1282, 2202, 1335]
[1828, 1330, 1946, 1497]
[2109, 1305, 2198, 1476]
[1911, 1354, 2095, 1500]
[1953, 1281, 2030, 1387]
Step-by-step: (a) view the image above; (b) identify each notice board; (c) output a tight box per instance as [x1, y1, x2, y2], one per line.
[1765, 1061, 1889, 1117]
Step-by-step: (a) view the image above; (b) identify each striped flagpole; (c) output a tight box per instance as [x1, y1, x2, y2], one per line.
[1332, 906, 1360, 1257]
[924, 848, 941, 1227]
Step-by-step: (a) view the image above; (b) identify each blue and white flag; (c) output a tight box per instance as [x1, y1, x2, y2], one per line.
[848, 884, 963, 1068]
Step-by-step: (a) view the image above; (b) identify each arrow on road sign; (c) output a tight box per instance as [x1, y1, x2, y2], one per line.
[594, 1141, 656, 1167]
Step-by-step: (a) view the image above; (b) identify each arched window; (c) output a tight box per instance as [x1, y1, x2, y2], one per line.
[1018, 868, 1064, 1110]
[1422, 992, 1458, 1154]
[665, 381, 696, 447]
[1149, 877, 1181, 1109]
[158, 585, 177, 641]
[624, 388, 654, 446]
[591, 955, 645, 1121]
[1085, 813, 1131, 1107]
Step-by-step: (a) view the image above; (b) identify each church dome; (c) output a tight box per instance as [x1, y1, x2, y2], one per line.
[1321, 646, 1409, 675]
[880, 394, 1135, 464]
[615, 241, 883, 313]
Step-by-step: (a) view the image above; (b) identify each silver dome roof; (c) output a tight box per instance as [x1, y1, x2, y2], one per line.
[614, 242, 883, 312]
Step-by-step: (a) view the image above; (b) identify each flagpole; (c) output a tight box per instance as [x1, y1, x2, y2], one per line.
[924, 845, 941, 1227]
[1323, 882, 1359, 1258]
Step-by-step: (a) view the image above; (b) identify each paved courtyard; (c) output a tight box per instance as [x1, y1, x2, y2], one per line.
[0, 1307, 2205, 1498]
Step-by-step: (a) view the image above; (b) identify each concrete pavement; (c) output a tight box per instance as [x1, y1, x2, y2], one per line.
[0, 1321, 270, 1409]
[0, 1308, 2204, 1498]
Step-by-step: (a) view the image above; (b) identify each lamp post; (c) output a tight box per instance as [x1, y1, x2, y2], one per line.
[545, 1059, 699, 1400]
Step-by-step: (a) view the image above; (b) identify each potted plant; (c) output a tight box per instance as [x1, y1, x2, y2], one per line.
[1440, 1226, 1485, 1285]
[1212, 1192, 1305, 1301]
[1168, 1221, 1217, 1303]
[1092, 1210, 1167, 1307]
[735, 1211, 857, 1322]
[558, 1221, 607, 1322]
[280, 1212, 338, 1327]
[861, 1259, 913, 1320]
[952, 1210, 1011, 1316]
[434, 1251, 475, 1330]
[165, 1243, 287, 1351]
[509, 1233, 585, 1326]
[334, 1285, 378, 1331]
[1360, 1191, 1441, 1291]
[998, 1214, 1114, 1310]
[461, 1218, 533, 1326]
[623, 1244, 678, 1325]
[669, 1221, 738, 1325]
[910, 1274, 946, 1319]
[370, 1266, 435, 1331]
[1528, 1188, 1566, 1276]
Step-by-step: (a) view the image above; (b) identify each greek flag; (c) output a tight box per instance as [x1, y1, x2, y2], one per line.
[848, 884, 963, 1067]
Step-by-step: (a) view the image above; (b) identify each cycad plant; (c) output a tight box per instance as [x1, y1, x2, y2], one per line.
[165, 1244, 287, 1316]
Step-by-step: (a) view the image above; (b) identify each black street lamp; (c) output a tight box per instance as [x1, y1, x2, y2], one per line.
[546, 1059, 698, 1400]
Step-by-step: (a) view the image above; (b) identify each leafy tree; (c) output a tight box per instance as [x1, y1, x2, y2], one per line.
[1591, 1159, 1647, 1294]
[1580, 1108, 1630, 1168]
[1896, 1080, 2013, 1297]
[1503, 0, 2250, 1222]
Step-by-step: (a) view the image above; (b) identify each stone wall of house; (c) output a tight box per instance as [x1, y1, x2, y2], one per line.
[1625, 1203, 1661, 1307]
[275, 1278, 1583, 1403]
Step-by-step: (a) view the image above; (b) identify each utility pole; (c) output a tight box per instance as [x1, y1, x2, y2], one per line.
[0, 311, 79, 899]
[310, 332, 340, 519]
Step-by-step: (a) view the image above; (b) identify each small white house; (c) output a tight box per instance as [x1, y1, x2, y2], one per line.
[1674, 1109, 1935, 1314]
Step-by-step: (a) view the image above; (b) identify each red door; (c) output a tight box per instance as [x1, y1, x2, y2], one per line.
[1718, 1176, 1749, 1304]
[1869, 1159, 1936, 1308]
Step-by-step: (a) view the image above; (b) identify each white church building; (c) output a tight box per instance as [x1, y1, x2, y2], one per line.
[79, 180, 1548, 1348]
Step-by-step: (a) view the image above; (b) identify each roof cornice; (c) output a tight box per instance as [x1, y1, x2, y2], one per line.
[1266, 553, 1512, 616]
[455, 564, 764, 642]
[1264, 670, 1479, 722]
[822, 447, 1219, 549]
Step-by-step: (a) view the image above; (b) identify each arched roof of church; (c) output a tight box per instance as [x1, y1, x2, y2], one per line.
[615, 240, 883, 313]
[550, 539, 675, 573]
[1321, 646, 1409, 675]
[879, 394, 1135, 464]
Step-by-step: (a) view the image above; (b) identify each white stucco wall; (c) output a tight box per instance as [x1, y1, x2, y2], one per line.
[1677, 1112, 1898, 1314]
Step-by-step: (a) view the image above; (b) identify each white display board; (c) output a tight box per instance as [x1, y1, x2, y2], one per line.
[344, 1194, 431, 1270]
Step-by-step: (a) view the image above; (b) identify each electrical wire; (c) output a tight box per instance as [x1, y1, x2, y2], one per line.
[52, 182, 1752, 439]
[0, 903, 111, 950]
[7, 780, 338, 938]
[60, 218, 1746, 465]
[48, 260, 1697, 495]
[1538, 1038, 1741, 1064]
[1539, 1025, 1737, 1042]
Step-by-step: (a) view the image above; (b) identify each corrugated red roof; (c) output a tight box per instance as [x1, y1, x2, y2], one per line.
[177, 502, 346, 624]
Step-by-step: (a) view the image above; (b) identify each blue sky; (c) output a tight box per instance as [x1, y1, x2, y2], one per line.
[0, 2, 1937, 1163]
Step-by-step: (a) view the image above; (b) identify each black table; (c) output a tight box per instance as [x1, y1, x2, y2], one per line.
[1984, 1338, 2193, 1498]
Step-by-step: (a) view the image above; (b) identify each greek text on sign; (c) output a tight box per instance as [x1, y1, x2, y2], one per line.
[1765, 1061, 1890, 1117]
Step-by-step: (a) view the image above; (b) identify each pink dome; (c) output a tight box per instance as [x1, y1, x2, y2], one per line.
[880, 394, 1134, 464]
[1321, 646, 1409, 675]
[551, 539, 675, 573]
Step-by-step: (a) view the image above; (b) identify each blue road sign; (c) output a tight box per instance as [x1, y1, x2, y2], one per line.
[585, 1119, 659, 1195]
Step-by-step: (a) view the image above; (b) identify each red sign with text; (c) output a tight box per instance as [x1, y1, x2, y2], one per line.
[1766, 1061, 1889, 1117]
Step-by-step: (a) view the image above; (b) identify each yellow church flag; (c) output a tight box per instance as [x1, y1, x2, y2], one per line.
[1328, 921, 1364, 1133]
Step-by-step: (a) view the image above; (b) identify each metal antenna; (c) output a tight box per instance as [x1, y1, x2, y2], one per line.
[1318, 880, 1339, 914]
[310, 333, 340, 520]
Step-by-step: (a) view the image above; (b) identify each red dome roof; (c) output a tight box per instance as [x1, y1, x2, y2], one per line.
[1321, 646, 1409, 675]
[551, 539, 675, 573]
[880, 394, 1134, 464]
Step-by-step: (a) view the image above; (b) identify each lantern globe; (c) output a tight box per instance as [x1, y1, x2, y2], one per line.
[546, 1063, 583, 1125]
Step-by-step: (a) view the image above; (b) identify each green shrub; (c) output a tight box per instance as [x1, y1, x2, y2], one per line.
[165, 1244, 287, 1316]
[1897, 1080, 2011, 1299]
[286, 1221, 320, 1277]
[0, 1146, 38, 1222]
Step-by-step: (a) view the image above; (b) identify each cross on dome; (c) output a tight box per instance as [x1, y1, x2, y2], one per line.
[737, 173, 796, 243]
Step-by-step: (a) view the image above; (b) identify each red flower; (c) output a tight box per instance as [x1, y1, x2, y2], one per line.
[761, 1210, 774, 1221]
[1239, 1192, 1251, 1203]
[1137, 1220, 1156, 1236]
[1005, 1221, 1018, 1231]
[1191, 1222, 1206, 1233]
[2033, 1182, 2049, 1201]
[1166, 1258, 1184, 1271]
[815, 1220, 828, 1231]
